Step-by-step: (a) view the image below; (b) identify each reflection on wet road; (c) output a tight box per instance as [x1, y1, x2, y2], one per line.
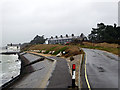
[83, 48, 119, 89]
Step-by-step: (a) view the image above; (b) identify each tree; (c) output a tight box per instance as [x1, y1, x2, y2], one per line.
[88, 23, 119, 43]
[116, 27, 120, 40]
[30, 35, 46, 44]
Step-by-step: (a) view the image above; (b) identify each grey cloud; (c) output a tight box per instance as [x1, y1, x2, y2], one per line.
[1, 0, 118, 46]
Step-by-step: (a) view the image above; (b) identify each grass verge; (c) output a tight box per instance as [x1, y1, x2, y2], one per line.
[21, 44, 82, 57]
[80, 42, 119, 55]
[52, 46, 67, 55]
[44, 46, 57, 54]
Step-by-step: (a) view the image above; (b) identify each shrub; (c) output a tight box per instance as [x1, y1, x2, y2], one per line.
[44, 47, 57, 54]
[53, 47, 68, 55]
[38, 50, 42, 53]
[70, 56, 74, 61]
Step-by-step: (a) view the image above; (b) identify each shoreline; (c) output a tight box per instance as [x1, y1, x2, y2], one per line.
[1, 52, 34, 90]
[1, 52, 62, 89]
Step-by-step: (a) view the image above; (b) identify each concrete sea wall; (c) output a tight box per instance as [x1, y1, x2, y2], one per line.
[2, 52, 56, 89]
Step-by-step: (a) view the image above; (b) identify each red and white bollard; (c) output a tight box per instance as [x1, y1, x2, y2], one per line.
[72, 64, 76, 88]
[68, 64, 78, 89]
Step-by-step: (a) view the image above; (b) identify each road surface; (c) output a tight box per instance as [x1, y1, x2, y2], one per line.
[47, 56, 72, 88]
[82, 48, 119, 89]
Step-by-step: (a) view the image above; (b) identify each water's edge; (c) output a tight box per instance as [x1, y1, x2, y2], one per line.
[1, 52, 32, 89]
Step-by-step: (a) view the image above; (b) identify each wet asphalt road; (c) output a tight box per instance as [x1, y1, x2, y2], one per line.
[47, 56, 72, 88]
[82, 48, 119, 89]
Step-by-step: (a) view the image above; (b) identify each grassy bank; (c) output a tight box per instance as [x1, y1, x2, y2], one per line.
[80, 42, 119, 55]
[21, 42, 119, 56]
[22, 44, 84, 57]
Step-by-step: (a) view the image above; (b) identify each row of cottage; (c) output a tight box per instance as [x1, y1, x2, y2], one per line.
[46, 33, 87, 44]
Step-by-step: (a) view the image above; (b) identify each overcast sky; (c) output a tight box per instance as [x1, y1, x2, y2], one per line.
[0, 0, 119, 46]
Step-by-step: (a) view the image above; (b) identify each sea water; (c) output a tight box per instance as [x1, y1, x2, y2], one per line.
[0, 49, 21, 87]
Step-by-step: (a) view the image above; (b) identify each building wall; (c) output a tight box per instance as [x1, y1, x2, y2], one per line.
[7, 46, 20, 52]
[47, 35, 87, 44]
[48, 38, 73, 44]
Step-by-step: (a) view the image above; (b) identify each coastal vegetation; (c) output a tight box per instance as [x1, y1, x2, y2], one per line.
[21, 44, 84, 57]
[30, 35, 46, 44]
[21, 41, 119, 57]
[80, 42, 119, 55]
[88, 23, 120, 43]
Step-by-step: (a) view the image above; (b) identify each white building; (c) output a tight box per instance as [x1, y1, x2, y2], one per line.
[7, 44, 20, 52]
[45, 40, 48, 44]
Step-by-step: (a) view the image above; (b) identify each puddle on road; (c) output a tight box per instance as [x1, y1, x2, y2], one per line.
[97, 66, 105, 72]
[92, 64, 105, 72]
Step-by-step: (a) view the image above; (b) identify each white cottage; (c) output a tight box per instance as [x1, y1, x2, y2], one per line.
[7, 44, 20, 52]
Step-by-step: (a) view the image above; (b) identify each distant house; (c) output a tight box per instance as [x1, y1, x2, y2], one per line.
[47, 34, 87, 44]
[7, 43, 20, 52]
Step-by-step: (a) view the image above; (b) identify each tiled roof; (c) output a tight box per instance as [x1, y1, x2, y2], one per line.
[48, 36, 80, 40]
[48, 35, 87, 41]
[7, 44, 20, 46]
